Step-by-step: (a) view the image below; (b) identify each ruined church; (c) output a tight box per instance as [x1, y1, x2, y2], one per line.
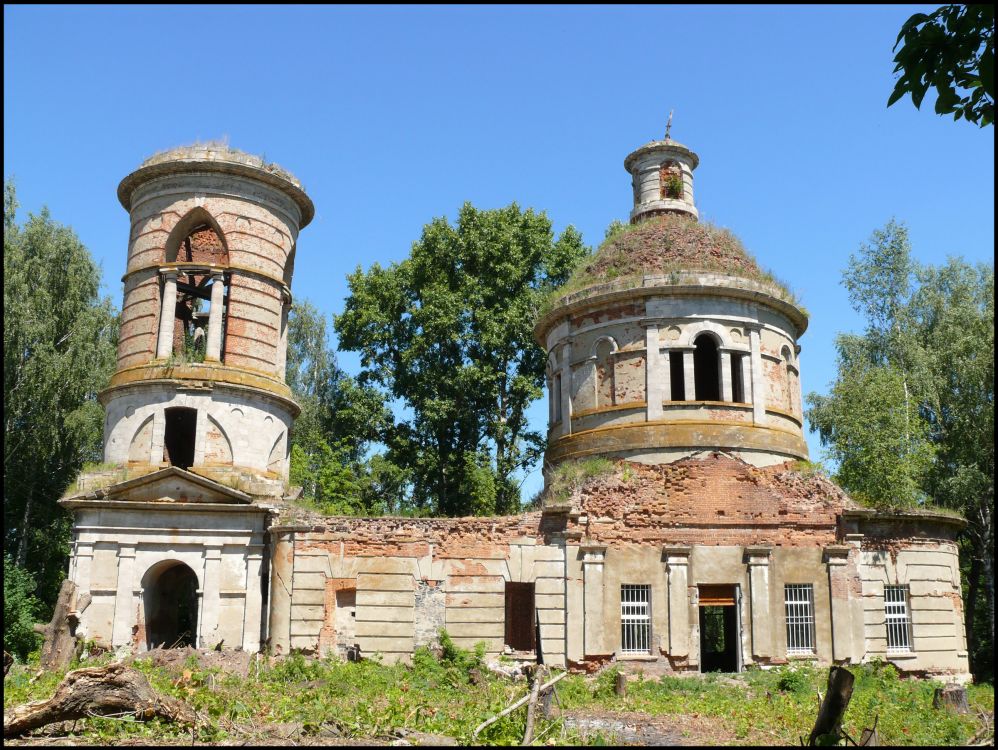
[60, 135, 970, 682]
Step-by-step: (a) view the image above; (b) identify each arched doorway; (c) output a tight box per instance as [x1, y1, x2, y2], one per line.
[142, 561, 199, 649]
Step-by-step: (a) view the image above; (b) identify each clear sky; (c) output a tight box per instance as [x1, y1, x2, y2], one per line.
[5, 5, 994, 502]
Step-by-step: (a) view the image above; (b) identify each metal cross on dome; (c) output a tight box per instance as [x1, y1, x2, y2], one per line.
[665, 110, 674, 140]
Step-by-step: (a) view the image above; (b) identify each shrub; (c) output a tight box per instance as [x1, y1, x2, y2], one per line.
[3, 556, 42, 660]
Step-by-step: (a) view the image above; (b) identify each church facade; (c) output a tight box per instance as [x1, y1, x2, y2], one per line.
[60, 139, 971, 682]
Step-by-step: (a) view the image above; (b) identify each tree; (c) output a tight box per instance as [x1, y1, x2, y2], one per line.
[3, 180, 118, 612]
[335, 202, 587, 516]
[806, 220, 995, 679]
[888, 4, 995, 126]
[285, 300, 390, 514]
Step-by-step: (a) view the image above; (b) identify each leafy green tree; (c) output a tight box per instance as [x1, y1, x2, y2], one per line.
[286, 300, 390, 514]
[4, 555, 43, 660]
[3, 180, 118, 610]
[806, 220, 994, 678]
[336, 202, 587, 516]
[888, 4, 994, 126]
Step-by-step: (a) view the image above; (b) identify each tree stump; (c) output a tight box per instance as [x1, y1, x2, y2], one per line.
[3, 663, 196, 738]
[807, 666, 855, 746]
[33, 580, 83, 672]
[933, 685, 970, 714]
[615, 671, 628, 697]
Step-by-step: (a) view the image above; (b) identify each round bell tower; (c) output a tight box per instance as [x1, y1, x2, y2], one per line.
[101, 145, 314, 483]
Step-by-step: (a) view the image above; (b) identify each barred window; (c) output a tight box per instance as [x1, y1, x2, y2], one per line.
[784, 584, 815, 655]
[885, 585, 913, 653]
[621, 584, 651, 654]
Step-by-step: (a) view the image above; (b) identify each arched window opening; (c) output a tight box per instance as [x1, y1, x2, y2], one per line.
[163, 407, 197, 469]
[731, 353, 746, 403]
[165, 211, 229, 266]
[669, 351, 686, 401]
[693, 335, 721, 401]
[143, 561, 198, 649]
[171, 269, 229, 363]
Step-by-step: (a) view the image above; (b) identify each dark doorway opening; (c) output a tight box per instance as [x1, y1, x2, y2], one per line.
[699, 584, 740, 673]
[505, 582, 536, 652]
[669, 351, 686, 401]
[693, 335, 720, 401]
[143, 561, 198, 649]
[163, 407, 197, 469]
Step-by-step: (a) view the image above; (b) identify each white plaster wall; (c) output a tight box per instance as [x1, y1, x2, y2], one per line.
[103, 384, 293, 478]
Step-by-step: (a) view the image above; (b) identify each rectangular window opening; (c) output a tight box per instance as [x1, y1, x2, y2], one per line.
[885, 585, 913, 653]
[784, 584, 815, 655]
[731, 353, 746, 403]
[669, 352, 686, 401]
[621, 584, 651, 654]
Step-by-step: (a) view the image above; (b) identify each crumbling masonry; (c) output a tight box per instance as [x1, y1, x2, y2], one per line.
[60, 138, 970, 682]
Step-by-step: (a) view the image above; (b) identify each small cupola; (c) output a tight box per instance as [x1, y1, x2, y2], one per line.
[624, 118, 699, 223]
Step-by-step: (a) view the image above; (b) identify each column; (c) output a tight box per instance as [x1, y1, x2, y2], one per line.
[581, 544, 607, 657]
[200, 544, 223, 649]
[156, 270, 178, 359]
[645, 323, 664, 420]
[663, 546, 691, 658]
[683, 349, 696, 401]
[559, 341, 573, 435]
[745, 546, 773, 660]
[825, 545, 856, 662]
[205, 270, 226, 361]
[720, 351, 733, 402]
[277, 298, 290, 378]
[111, 545, 137, 648]
[747, 324, 765, 423]
[268, 530, 295, 655]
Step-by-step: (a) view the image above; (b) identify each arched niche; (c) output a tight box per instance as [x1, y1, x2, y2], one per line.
[592, 336, 618, 408]
[142, 560, 199, 650]
[164, 207, 229, 265]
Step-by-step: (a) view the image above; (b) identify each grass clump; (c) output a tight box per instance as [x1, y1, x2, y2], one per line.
[542, 457, 618, 506]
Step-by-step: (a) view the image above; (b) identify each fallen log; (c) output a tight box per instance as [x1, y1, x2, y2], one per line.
[3, 662, 196, 738]
[520, 667, 542, 745]
[807, 666, 855, 746]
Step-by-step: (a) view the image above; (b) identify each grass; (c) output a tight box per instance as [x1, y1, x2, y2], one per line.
[540, 457, 619, 506]
[4, 647, 992, 746]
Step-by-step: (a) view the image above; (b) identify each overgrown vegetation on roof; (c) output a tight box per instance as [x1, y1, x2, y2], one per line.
[540, 214, 803, 315]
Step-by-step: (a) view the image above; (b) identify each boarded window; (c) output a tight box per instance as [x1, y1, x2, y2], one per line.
[885, 585, 913, 653]
[504, 582, 535, 651]
[785, 584, 815, 655]
[620, 584, 651, 654]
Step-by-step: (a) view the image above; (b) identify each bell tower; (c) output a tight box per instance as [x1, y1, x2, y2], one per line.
[61, 145, 313, 654]
[102, 145, 314, 484]
[536, 129, 809, 472]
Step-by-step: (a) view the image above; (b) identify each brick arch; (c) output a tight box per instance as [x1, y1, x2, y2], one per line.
[677, 321, 731, 349]
[164, 207, 229, 265]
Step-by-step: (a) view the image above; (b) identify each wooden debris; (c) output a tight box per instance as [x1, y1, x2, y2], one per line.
[520, 667, 542, 745]
[471, 670, 567, 741]
[615, 671, 628, 697]
[3, 662, 196, 738]
[3, 651, 13, 677]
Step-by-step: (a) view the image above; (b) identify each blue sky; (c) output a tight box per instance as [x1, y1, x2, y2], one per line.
[5, 5, 994, 502]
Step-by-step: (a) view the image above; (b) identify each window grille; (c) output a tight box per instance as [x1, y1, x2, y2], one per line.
[784, 584, 815, 655]
[621, 584, 651, 654]
[885, 585, 913, 653]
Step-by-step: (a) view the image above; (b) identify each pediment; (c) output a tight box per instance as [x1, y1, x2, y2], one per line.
[68, 467, 253, 505]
